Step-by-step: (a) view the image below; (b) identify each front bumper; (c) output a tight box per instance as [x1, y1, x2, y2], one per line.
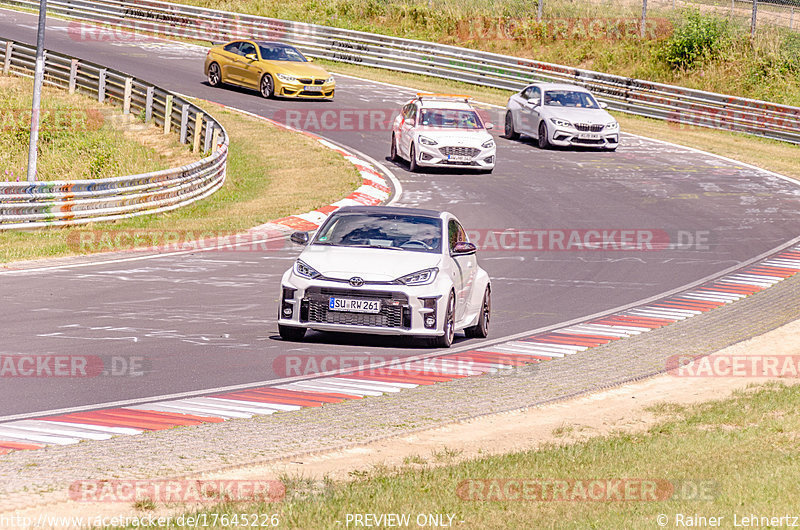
[276, 79, 335, 99]
[549, 127, 619, 149]
[416, 142, 496, 170]
[278, 273, 450, 337]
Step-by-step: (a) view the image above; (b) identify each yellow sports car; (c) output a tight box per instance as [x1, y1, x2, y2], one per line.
[205, 40, 335, 100]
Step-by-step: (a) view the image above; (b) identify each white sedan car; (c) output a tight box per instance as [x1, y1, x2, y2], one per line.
[390, 94, 496, 173]
[504, 82, 619, 150]
[278, 206, 491, 348]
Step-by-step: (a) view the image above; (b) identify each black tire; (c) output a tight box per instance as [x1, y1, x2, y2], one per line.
[260, 74, 274, 98]
[504, 111, 519, 140]
[408, 143, 419, 172]
[390, 133, 399, 162]
[464, 286, 491, 338]
[207, 62, 222, 87]
[538, 121, 550, 149]
[278, 324, 305, 341]
[431, 293, 455, 348]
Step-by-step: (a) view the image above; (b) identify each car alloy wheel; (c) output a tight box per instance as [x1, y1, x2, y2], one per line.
[409, 144, 419, 172]
[432, 293, 455, 348]
[208, 63, 221, 87]
[260, 74, 274, 98]
[465, 286, 490, 338]
[504, 111, 519, 140]
[390, 133, 399, 162]
[538, 121, 550, 149]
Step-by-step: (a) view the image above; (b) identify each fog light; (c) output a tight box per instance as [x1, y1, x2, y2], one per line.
[283, 307, 292, 316]
[419, 297, 439, 329]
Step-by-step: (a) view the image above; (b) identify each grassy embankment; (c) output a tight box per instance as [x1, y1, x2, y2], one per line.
[0, 77, 361, 263]
[145, 382, 800, 529]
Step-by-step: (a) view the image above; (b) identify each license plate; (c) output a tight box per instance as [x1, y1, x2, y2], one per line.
[329, 297, 381, 313]
[448, 155, 472, 162]
[578, 133, 601, 139]
[304, 85, 323, 93]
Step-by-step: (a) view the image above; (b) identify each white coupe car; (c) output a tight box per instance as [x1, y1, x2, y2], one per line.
[278, 206, 491, 348]
[390, 94, 496, 173]
[504, 82, 619, 150]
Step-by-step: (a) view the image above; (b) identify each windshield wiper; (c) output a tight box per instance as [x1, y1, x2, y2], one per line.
[345, 244, 404, 251]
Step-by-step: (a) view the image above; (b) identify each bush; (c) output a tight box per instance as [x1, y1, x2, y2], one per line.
[660, 10, 730, 70]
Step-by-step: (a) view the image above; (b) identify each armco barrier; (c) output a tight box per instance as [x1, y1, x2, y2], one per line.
[0, 0, 798, 144]
[0, 37, 228, 229]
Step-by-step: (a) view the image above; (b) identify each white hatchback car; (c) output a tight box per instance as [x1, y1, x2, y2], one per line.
[504, 82, 619, 150]
[278, 206, 491, 348]
[390, 94, 496, 173]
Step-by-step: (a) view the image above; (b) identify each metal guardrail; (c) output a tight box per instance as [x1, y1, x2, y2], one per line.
[0, 36, 228, 229]
[0, 0, 798, 144]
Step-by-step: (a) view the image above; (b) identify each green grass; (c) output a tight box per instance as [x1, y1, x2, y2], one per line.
[171, 0, 800, 106]
[151, 382, 800, 529]
[0, 96, 362, 263]
[0, 76, 185, 181]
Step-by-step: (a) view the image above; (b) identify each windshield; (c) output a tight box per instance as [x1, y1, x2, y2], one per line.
[313, 213, 443, 253]
[258, 44, 307, 62]
[543, 90, 599, 109]
[419, 109, 483, 129]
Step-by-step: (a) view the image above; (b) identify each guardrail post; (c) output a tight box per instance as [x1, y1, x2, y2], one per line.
[68, 59, 78, 94]
[145, 86, 154, 124]
[212, 127, 221, 150]
[193, 112, 204, 153]
[3, 42, 11, 75]
[123, 77, 132, 115]
[163, 95, 173, 134]
[204, 122, 214, 154]
[98, 69, 107, 103]
[751, 0, 758, 38]
[180, 104, 189, 144]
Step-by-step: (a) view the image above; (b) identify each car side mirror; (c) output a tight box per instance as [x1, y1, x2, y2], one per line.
[485, 123, 494, 130]
[290, 231, 310, 245]
[245, 53, 257, 61]
[598, 101, 608, 109]
[452, 241, 477, 255]
[527, 98, 539, 107]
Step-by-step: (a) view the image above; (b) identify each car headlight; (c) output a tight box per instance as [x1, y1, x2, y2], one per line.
[276, 73, 297, 82]
[606, 121, 619, 130]
[294, 259, 321, 279]
[418, 136, 437, 146]
[395, 267, 438, 286]
[325, 75, 335, 84]
[482, 139, 495, 149]
[549, 117, 572, 128]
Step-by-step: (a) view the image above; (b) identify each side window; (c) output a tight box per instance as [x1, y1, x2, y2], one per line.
[239, 42, 257, 57]
[531, 87, 541, 104]
[448, 220, 467, 252]
[404, 104, 417, 121]
[223, 42, 241, 54]
[521, 87, 532, 100]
